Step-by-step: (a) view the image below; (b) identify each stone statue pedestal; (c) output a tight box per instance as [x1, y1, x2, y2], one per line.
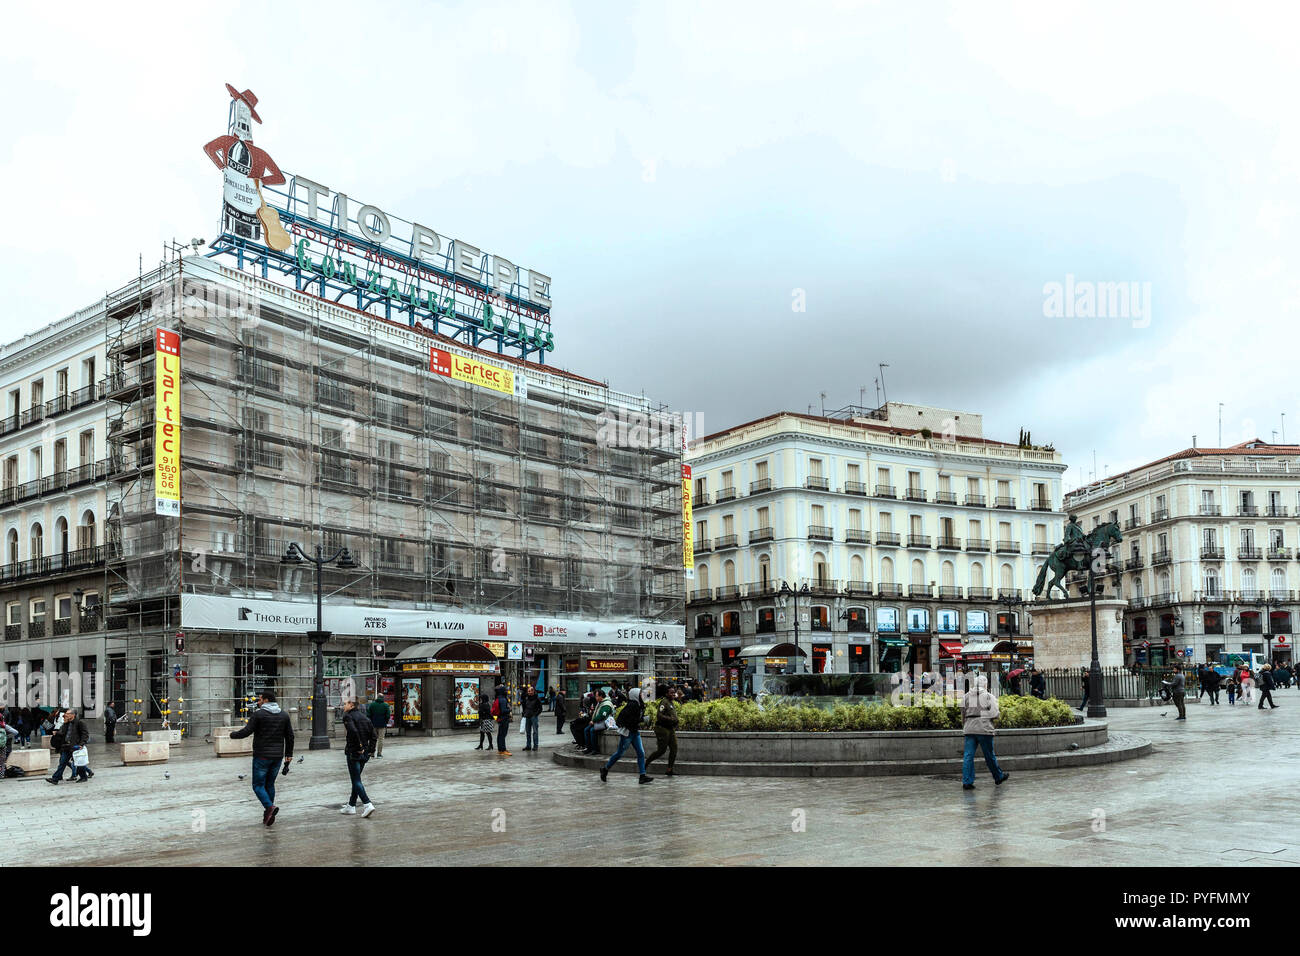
[1030, 597, 1127, 670]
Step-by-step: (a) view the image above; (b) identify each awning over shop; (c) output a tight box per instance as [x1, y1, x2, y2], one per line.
[736, 642, 808, 661]
[960, 640, 998, 656]
[394, 639, 500, 675]
[938, 640, 964, 657]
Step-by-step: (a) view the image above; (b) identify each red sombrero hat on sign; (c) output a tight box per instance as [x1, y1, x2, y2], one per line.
[224, 83, 262, 124]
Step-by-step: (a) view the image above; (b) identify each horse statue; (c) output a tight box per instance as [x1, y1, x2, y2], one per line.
[1032, 520, 1123, 600]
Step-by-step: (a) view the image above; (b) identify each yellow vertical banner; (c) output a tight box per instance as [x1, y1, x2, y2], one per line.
[154, 328, 181, 516]
[682, 464, 694, 579]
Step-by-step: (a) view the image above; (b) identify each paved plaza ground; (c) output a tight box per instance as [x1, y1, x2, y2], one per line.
[5, 693, 1299, 867]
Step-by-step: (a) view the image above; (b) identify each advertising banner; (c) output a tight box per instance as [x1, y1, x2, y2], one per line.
[682, 464, 694, 579]
[586, 659, 628, 672]
[400, 678, 422, 724]
[379, 676, 396, 728]
[453, 679, 479, 723]
[429, 347, 524, 397]
[154, 328, 181, 516]
[181, 594, 685, 647]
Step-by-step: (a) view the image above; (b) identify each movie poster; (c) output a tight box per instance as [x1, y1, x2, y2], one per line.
[454, 679, 479, 723]
[380, 676, 396, 728]
[401, 678, 422, 725]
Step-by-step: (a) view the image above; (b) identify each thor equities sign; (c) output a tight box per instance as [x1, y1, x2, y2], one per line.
[181, 595, 684, 648]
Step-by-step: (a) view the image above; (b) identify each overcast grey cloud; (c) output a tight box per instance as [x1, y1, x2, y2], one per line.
[2, 0, 1298, 492]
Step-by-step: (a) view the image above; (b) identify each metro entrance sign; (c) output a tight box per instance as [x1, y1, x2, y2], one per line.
[203, 83, 554, 363]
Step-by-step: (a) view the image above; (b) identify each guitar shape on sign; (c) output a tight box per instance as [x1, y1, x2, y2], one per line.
[202, 84, 290, 252]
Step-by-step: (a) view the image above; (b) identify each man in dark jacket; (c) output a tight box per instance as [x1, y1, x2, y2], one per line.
[493, 682, 512, 756]
[1029, 669, 1046, 700]
[230, 690, 295, 825]
[340, 698, 377, 817]
[104, 701, 118, 744]
[554, 690, 567, 735]
[1258, 664, 1279, 710]
[599, 687, 653, 784]
[46, 709, 91, 785]
[366, 695, 390, 758]
[1201, 666, 1221, 705]
[521, 685, 543, 751]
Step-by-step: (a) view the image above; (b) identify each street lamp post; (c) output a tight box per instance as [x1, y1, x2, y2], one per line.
[281, 542, 357, 750]
[999, 592, 1026, 691]
[779, 581, 810, 673]
[1086, 565, 1107, 717]
[1261, 594, 1282, 665]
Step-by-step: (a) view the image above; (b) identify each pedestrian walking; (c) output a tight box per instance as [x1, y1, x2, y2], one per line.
[521, 685, 542, 751]
[1258, 664, 1279, 710]
[366, 693, 390, 758]
[645, 684, 680, 777]
[1029, 668, 1046, 700]
[1240, 667, 1256, 704]
[1202, 667, 1221, 705]
[1162, 665, 1187, 720]
[104, 701, 118, 744]
[961, 675, 1009, 790]
[583, 690, 612, 755]
[475, 694, 495, 750]
[1079, 667, 1090, 710]
[554, 689, 567, 735]
[599, 686, 653, 784]
[46, 709, 91, 784]
[0, 715, 16, 778]
[339, 698, 377, 817]
[493, 682, 513, 756]
[228, 690, 294, 826]
[1226, 675, 1237, 704]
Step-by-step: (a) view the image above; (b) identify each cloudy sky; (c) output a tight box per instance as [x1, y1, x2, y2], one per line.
[2, 1, 1297, 492]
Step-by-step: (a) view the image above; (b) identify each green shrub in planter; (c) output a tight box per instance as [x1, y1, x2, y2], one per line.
[669, 694, 1073, 732]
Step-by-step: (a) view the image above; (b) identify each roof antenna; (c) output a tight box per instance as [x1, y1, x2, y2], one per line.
[820, 391, 827, 417]
[878, 364, 890, 405]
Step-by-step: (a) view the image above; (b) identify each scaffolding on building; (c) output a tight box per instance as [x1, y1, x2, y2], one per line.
[100, 252, 685, 735]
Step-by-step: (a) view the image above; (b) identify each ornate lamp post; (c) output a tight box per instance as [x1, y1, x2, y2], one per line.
[778, 581, 810, 673]
[1086, 558, 1107, 717]
[281, 542, 358, 750]
[1261, 593, 1283, 664]
[999, 591, 1026, 688]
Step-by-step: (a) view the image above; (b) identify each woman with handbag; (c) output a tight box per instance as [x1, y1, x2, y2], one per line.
[475, 694, 495, 751]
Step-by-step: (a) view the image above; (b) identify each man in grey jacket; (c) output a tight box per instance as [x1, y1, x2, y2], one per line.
[961, 675, 1009, 790]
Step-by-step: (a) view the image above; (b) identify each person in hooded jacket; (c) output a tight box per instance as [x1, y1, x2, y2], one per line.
[599, 686, 653, 785]
[339, 698, 377, 817]
[960, 676, 1009, 790]
[493, 682, 512, 756]
[1258, 664, 1279, 710]
[229, 690, 295, 826]
[554, 689, 567, 736]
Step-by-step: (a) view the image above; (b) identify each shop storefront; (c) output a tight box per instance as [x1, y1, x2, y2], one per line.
[736, 642, 807, 696]
[561, 656, 642, 698]
[877, 635, 909, 673]
[388, 640, 501, 733]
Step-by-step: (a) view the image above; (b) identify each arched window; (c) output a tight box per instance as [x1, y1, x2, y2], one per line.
[6, 529, 16, 565]
[30, 523, 43, 560]
[1242, 567, 1256, 593]
[1271, 566, 1286, 595]
[1000, 563, 1014, 591]
[758, 554, 771, 590]
[813, 552, 829, 587]
[1133, 576, 1143, 599]
[1159, 571, 1171, 595]
[880, 556, 895, 584]
[694, 613, 715, 637]
[55, 517, 68, 555]
[970, 561, 984, 590]
[723, 559, 736, 588]
[911, 559, 925, 587]
[849, 554, 865, 588]
[77, 510, 96, 549]
[941, 560, 955, 588]
[1203, 568, 1220, 597]
[696, 564, 709, 590]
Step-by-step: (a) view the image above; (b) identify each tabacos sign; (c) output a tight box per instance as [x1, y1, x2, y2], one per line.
[203, 84, 554, 355]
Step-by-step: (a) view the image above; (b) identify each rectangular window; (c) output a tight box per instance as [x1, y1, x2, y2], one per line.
[848, 509, 862, 530]
[54, 438, 67, 474]
[30, 379, 43, 408]
[755, 461, 768, 481]
[79, 429, 94, 464]
[809, 459, 823, 478]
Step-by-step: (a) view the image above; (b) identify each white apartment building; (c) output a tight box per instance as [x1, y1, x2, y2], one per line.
[0, 307, 111, 705]
[686, 405, 1065, 685]
[1066, 440, 1300, 666]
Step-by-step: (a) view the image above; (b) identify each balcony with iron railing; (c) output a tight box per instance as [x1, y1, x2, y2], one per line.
[1238, 505, 1259, 517]
[1151, 508, 1171, 523]
[1149, 591, 1179, 607]
[968, 587, 993, 599]
[715, 584, 741, 600]
[748, 580, 778, 596]
[1200, 504, 1222, 516]
[1124, 517, 1143, 530]
[694, 538, 712, 553]
[875, 532, 901, 546]
[845, 528, 870, 544]
[1125, 555, 1144, 570]
[995, 540, 1020, 553]
[1200, 546, 1224, 560]
[808, 578, 841, 595]
[1031, 499, 1053, 512]
[805, 476, 830, 491]
[934, 491, 957, 505]
[1268, 547, 1294, 560]
[875, 484, 896, 498]
[907, 534, 931, 548]
[966, 538, 990, 551]
[909, 584, 933, 598]
[3, 624, 19, 640]
[749, 479, 772, 495]
[689, 588, 712, 602]
[905, 488, 927, 502]
[1128, 596, 1148, 609]
[1194, 589, 1230, 603]
[965, 494, 986, 506]
[1238, 589, 1266, 603]
[714, 534, 739, 550]
[1151, 550, 1172, 566]
[694, 491, 712, 506]
[844, 580, 871, 595]
[715, 486, 738, 503]
[997, 588, 1023, 601]
[1267, 505, 1290, 518]
[939, 586, 963, 599]
[994, 497, 1017, 509]
[749, 527, 775, 544]
[807, 525, 834, 541]
[1031, 541, 1053, 554]
[937, 536, 962, 550]
[876, 583, 903, 598]
[1238, 546, 1263, 560]
[845, 480, 868, 496]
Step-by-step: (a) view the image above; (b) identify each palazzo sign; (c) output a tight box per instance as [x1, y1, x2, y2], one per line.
[203, 83, 554, 359]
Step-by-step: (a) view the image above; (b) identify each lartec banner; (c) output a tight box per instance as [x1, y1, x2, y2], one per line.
[154, 329, 181, 517]
[180, 595, 684, 647]
[429, 346, 525, 397]
[682, 464, 694, 579]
